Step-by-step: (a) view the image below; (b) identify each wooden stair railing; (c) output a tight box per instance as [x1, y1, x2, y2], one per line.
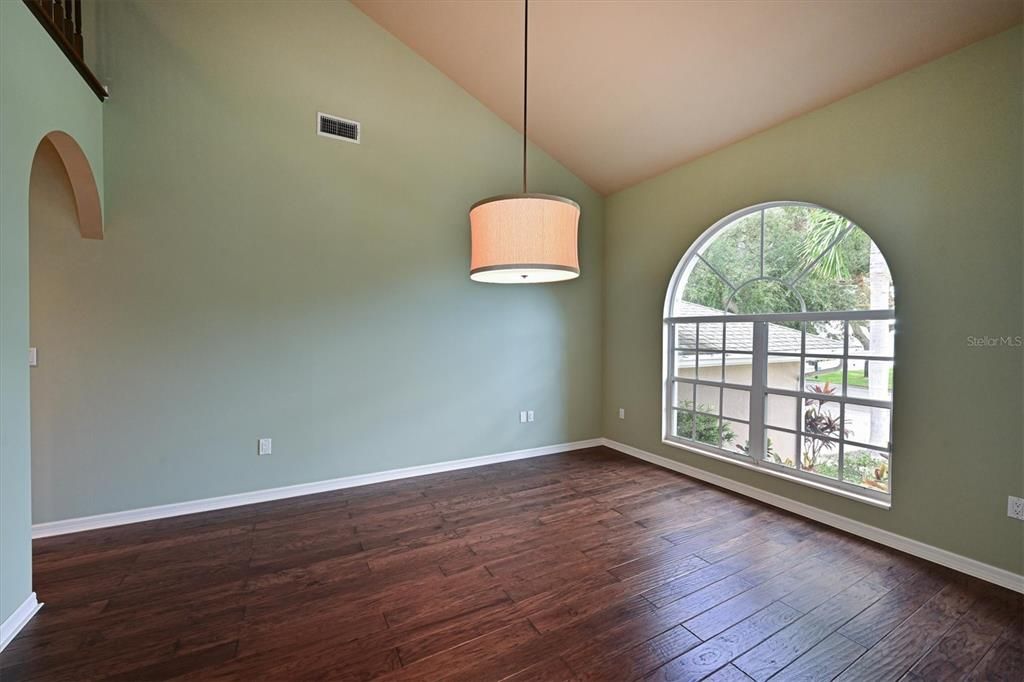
[23, 0, 107, 101]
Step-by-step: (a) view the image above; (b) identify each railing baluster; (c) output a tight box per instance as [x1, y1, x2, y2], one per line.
[63, 0, 73, 43]
[73, 0, 83, 57]
[56, 0, 66, 39]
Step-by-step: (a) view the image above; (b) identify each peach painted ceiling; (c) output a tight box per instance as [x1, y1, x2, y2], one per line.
[354, 0, 1022, 195]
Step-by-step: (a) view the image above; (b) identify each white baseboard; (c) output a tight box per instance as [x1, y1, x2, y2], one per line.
[31, 435, 1021, 594]
[0, 592, 42, 653]
[31, 438, 604, 539]
[602, 438, 1024, 595]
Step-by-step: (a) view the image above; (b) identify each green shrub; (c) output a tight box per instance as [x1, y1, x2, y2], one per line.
[676, 403, 735, 446]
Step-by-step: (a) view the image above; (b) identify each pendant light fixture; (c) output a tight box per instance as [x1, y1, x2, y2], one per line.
[469, 0, 580, 284]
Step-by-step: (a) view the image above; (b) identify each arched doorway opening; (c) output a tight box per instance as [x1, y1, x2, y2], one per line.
[28, 131, 103, 531]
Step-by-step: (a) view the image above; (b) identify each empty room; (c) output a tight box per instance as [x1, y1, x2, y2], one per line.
[1, 0, 1022, 680]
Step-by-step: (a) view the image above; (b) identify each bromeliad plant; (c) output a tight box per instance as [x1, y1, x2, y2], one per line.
[802, 382, 849, 471]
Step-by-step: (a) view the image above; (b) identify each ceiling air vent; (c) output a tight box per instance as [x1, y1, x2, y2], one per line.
[317, 112, 360, 144]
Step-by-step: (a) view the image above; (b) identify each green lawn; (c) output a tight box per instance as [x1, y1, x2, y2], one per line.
[809, 367, 893, 390]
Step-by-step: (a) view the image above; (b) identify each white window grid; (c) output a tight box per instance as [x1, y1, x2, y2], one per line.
[663, 309, 895, 503]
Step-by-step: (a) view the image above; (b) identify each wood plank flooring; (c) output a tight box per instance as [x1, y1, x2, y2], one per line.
[2, 446, 1020, 681]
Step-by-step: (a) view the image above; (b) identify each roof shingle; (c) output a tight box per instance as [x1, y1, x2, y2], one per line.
[674, 302, 860, 354]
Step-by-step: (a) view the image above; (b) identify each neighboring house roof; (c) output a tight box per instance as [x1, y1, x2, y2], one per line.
[675, 302, 861, 355]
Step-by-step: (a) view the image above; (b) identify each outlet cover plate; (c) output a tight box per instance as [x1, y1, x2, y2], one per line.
[258, 438, 272, 456]
[1009, 496, 1024, 521]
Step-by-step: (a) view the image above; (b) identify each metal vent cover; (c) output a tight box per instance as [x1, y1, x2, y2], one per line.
[317, 112, 360, 143]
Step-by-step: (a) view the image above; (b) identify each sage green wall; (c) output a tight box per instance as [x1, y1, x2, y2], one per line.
[29, 0, 603, 524]
[1, 1, 104, 624]
[603, 27, 1023, 574]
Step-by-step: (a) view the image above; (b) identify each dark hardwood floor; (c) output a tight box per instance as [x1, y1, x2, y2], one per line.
[2, 446, 1020, 681]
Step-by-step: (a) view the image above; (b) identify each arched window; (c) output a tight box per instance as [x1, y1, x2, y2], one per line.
[663, 202, 895, 504]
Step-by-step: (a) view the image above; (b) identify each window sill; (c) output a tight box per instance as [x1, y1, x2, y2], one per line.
[661, 438, 892, 510]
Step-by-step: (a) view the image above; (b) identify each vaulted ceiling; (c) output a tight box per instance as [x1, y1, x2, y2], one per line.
[354, 1, 1022, 195]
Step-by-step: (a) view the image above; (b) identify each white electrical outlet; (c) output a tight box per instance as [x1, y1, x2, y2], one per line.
[519, 411, 527, 424]
[1008, 496, 1024, 521]
[618, 408, 625, 420]
[527, 410, 534, 423]
[258, 438, 272, 456]
[28, 347, 37, 367]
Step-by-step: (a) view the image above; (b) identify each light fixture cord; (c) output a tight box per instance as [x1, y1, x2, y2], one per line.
[522, 0, 528, 193]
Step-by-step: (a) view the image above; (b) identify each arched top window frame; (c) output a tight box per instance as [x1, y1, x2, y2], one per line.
[662, 201, 895, 507]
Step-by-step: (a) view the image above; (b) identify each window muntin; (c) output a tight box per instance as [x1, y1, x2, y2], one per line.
[664, 203, 894, 503]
